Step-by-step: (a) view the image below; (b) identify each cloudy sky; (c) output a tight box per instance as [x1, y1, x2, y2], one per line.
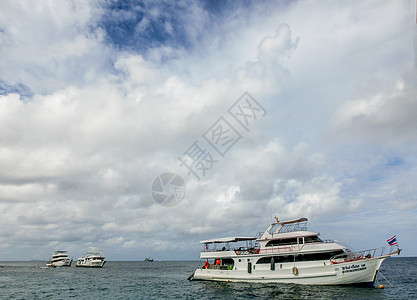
[0, 0, 416, 261]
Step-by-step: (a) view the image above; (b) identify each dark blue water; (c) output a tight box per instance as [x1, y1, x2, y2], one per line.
[0, 258, 415, 299]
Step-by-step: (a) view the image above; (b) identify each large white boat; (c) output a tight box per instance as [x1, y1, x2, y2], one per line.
[75, 248, 106, 268]
[189, 217, 401, 286]
[46, 250, 72, 267]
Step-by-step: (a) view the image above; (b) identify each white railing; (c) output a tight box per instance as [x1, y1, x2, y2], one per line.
[330, 246, 400, 264]
[259, 244, 302, 254]
[234, 248, 260, 255]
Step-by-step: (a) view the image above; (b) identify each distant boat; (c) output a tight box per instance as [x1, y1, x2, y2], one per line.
[46, 250, 72, 267]
[76, 248, 106, 268]
[144, 257, 154, 262]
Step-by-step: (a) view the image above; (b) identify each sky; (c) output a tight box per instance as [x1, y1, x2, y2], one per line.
[0, 0, 416, 261]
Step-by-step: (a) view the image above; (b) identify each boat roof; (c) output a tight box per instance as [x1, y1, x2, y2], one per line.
[274, 217, 308, 225]
[85, 247, 102, 254]
[257, 231, 318, 241]
[86, 252, 103, 255]
[199, 237, 256, 244]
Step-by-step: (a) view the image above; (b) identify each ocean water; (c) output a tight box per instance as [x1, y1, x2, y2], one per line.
[0, 257, 415, 299]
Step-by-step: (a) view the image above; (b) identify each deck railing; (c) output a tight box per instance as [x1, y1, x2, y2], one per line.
[258, 244, 302, 254]
[202, 247, 255, 253]
[202, 264, 233, 270]
[330, 246, 400, 264]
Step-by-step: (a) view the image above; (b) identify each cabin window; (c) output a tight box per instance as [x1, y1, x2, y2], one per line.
[256, 255, 295, 264]
[265, 238, 298, 247]
[295, 251, 343, 261]
[222, 258, 234, 266]
[304, 236, 323, 243]
[256, 250, 344, 264]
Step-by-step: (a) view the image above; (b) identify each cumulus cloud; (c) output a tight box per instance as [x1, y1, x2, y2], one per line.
[331, 75, 417, 144]
[0, 0, 415, 259]
[0, 1, 110, 95]
[234, 24, 299, 96]
[258, 24, 299, 64]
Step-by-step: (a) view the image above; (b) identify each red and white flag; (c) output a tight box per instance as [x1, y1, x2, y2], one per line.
[387, 236, 398, 246]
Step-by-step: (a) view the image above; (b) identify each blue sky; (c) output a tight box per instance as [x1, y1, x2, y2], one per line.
[0, 0, 416, 261]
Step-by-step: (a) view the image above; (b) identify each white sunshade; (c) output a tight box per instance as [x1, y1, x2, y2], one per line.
[199, 237, 256, 244]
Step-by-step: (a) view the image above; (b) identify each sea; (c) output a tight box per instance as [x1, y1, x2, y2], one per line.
[0, 257, 415, 299]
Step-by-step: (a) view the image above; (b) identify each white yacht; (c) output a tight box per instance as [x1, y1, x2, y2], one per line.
[46, 250, 72, 267]
[75, 248, 106, 268]
[189, 217, 401, 286]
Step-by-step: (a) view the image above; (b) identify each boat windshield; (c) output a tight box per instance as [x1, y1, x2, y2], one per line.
[268, 223, 281, 234]
[278, 221, 308, 233]
[202, 239, 257, 252]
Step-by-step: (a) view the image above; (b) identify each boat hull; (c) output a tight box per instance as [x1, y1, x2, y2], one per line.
[52, 259, 72, 267]
[75, 261, 106, 268]
[191, 256, 387, 286]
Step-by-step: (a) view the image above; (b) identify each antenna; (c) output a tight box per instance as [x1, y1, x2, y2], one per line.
[269, 198, 272, 220]
[415, 0, 417, 68]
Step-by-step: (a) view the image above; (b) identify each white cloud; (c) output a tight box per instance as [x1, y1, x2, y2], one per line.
[258, 24, 299, 64]
[275, 177, 343, 219]
[330, 75, 417, 144]
[0, 0, 415, 260]
[0, 1, 108, 94]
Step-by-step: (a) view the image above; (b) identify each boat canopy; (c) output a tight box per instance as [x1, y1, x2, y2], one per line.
[274, 217, 308, 225]
[199, 237, 256, 244]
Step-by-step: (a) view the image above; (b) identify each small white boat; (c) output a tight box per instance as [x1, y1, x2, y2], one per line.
[75, 248, 106, 268]
[46, 250, 72, 267]
[189, 217, 401, 286]
[144, 257, 154, 262]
